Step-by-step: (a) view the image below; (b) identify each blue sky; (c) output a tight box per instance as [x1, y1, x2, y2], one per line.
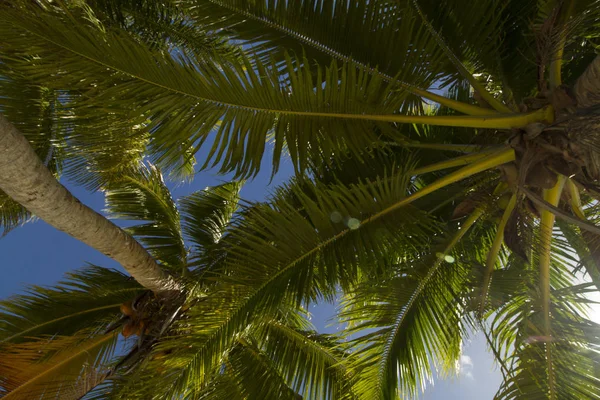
[0, 147, 503, 399]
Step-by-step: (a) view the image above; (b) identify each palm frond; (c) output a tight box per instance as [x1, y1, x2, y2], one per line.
[0, 191, 32, 237]
[492, 280, 600, 399]
[0, 4, 399, 177]
[1, 3, 546, 179]
[184, 1, 507, 110]
[0, 266, 143, 344]
[179, 181, 241, 257]
[225, 338, 304, 400]
[337, 211, 491, 399]
[104, 162, 186, 269]
[186, 0, 449, 85]
[0, 330, 119, 400]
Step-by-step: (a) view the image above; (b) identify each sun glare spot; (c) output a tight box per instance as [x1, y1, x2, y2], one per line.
[347, 218, 360, 230]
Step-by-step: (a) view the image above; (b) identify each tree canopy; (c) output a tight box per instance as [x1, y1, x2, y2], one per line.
[1, 0, 600, 399]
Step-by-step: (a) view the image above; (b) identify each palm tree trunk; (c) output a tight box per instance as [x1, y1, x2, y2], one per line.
[0, 114, 178, 295]
[573, 55, 600, 108]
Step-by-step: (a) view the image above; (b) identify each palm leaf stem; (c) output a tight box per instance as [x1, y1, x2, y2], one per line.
[522, 186, 600, 235]
[549, 0, 575, 89]
[408, 87, 497, 115]
[282, 106, 551, 129]
[368, 148, 515, 221]
[411, 149, 499, 175]
[566, 179, 586, 220]
[539, 175, 567, 400]
[398, 142, 489, 152]
[479, 193, 518, 315]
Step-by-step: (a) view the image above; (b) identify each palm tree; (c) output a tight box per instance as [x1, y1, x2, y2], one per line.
[1, 0, 600, 398]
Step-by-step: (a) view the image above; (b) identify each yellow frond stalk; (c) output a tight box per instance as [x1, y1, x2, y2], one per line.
[539, 175, 567, 400]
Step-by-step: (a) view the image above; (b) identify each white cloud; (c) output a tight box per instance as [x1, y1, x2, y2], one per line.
[459, 355, 475, 380]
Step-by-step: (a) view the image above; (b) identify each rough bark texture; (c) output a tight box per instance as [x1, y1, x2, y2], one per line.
[573, 55, 600, 108]
[0, 114, 178, 294]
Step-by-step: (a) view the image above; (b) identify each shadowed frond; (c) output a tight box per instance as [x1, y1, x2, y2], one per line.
[0, 266, 143, 344]
[184, 0, 447, 87]
[0, 4, 401, 177]
[0, 3, 547, 179]
[225, 338, 304, 400]
[0, 330, 119, 400]
[183, 0, 523, 109]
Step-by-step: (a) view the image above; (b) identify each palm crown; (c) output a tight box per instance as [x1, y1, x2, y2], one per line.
[0, 0, 600, 399]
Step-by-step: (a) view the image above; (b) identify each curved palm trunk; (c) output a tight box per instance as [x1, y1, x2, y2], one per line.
[0, 114, 177, 294]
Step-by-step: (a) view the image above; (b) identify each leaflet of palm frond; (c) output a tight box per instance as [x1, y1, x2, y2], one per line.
[56, 366, 111, 400]
[486, 228, 599, 395]
[503, 202, 536, 261]
[0, 330, 119, 400]
[191, 374, 245, 400]
[0, 266, 143, 344]
[0, 192, 32, 238]
[104, 162, 187, 269]
[558, 221, 600, 290]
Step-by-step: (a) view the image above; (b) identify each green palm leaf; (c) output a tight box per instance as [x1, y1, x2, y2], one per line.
[225, 337, 304, 400]
[338, 214, 488, 399]
[179, 181, 242, 255]
[0, 4, 395, 177]
[492, 282, 600, 399]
